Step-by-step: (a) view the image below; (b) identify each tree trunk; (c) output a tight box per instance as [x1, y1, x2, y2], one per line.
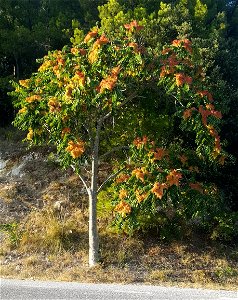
[13, 55, 20, 79]
[88, 120, 102, 267]
[88, 186, 99, 266]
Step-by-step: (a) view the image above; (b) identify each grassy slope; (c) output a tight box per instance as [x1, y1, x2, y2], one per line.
[0, 127, 237, 290]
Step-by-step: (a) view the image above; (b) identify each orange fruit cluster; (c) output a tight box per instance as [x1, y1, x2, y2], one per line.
[198, 105, 221, 126]
[160, 66, 171, 77]
[197, 90, 213, 102]
[119, 189, 128, 200]
[61, 127, 71, 137]
[133, 136, 148, 149]
[151, 182, 167, 199]
[116, 174, 130, 183]
[38, 60, 52, 72]
[150, 148, 167, 161]
[18, 107, 27, 114]
[128, 42, 145, 53]
[19, 79, 30, 88]
[97, 75, 117, 93]
[72, 71, 85, 87]
[88, 33, 109, 64]
[132, 167, 148, 182]
[166, 169, 183, 187]
[135, 190, 148, 203]
[114, 201, 131, 217]
[151, 169, 182, 200]
[124, 20, 144, 31]
[84, 29, 98, 43]
[160, 53, 179, 77]
[48, 98, 61, 113]
[88, 44, 99, 64]
[97, 66, 121, 93]
[206, 124, 222, 155]
[94, 33, 109, 46]
[25, 95, 41, 103]
[64, 84, 74, 101]
[27, 128, 34, 140]
[172, 39, 192, 53]
[160, 40, 193, 78]
[174, 73, 192, 87]
[66, 139, 85, 159]
[71, 47, 87, 56]
[183, 107, 197, 120]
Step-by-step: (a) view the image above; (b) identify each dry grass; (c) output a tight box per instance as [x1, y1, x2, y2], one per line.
[0, 127, 238, 290]
[0, 184, 18, 203]
[1, 214, 237, 290]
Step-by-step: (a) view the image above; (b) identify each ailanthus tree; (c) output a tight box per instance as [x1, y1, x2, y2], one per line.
[12, 22, 226, 265]
[11, 22, 148, 266]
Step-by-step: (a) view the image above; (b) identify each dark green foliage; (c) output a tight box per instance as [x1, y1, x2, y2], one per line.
[0, 0, 93, 126]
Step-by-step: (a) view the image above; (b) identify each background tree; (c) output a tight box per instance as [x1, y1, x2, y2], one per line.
[111, 37, 234, 239]
[0, 0, 90, 126]
[97, 0, 238, 215]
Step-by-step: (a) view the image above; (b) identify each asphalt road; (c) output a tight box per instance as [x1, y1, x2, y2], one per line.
[0, 279, 237, 300]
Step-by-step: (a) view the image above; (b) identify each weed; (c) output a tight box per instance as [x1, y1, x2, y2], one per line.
[24, 255, 39, 267]
[97, 188, 115, 219]
[149, 270, 170, 281]
[215, 266, 238, 280]
[18, 207, 86, 253]
[192, 270, 208, 283]
[0, 223, 21, 248]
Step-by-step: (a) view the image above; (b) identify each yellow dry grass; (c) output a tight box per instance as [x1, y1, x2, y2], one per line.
[1, 210, 238, 290]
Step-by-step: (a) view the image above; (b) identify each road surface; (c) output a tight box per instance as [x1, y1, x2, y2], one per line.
[0, 278, 237, 300]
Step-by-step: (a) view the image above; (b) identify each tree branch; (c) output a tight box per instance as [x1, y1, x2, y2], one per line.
[100, 91, 138, 122]
[118, 91, 138, 109]
[83, 123, 91, 138]
[101, 110, 112, 122]
[79, 174, 90, 195]
[99, 145, 130, 160]
[71, 164, 90, 194]
[172, 93, 185, 108]
[97, 167, 125, 193]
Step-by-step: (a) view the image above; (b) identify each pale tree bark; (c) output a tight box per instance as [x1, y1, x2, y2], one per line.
[13, 54, 20, 79]
[88, 159, 99, 266]
[88, 118, 102, 267]
[75, 123, 100, 266]
[88, 188, 99, 266]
